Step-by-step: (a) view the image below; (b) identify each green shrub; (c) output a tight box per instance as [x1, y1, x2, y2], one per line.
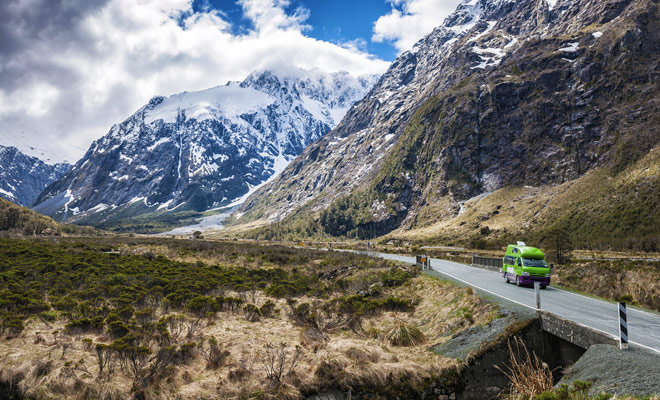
[202, 336, 230, 369]
[39, 310, 58, 322]
[107, 320, 130, 339]
[289, 302, 315, 326]
[331, 295, 416, 317]
[265, 284, 293, 298]
[533, 381, 608, 400]
[65, 317, 104, 333]
[3, 318, 24, 337]
[244, 304, 261, 322]
[259, 300, 276, 318]
[178, 342, 198, 363]
[380, 267, 413, 287]
[187, 296, 218, 318]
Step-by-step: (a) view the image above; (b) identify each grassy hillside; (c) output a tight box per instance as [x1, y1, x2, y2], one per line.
[388, 144, 660, 252]
[229, 144, 660, 252]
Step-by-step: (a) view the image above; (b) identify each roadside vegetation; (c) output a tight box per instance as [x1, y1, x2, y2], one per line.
[0, 237, 497, 399]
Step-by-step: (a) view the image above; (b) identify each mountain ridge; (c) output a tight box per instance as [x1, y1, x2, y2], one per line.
[0, 145, 71, 207]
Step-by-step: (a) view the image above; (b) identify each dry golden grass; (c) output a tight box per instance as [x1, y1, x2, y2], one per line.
[206, 218, 272, 238]
[0, 273, 497, 399]
[388, 183, 566, 243]
[496, 337, 554, 399]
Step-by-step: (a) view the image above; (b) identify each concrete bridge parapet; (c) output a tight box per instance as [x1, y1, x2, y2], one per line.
[538, 311, 618, 349]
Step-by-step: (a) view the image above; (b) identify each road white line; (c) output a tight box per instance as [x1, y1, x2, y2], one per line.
[440, 260, 660, 320]
[429, 262, 536, 310]
[630, 341, 660, 355]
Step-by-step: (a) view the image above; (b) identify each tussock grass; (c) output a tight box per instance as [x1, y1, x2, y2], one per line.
[384, 321, 426, 346]
[497, 337, 554, 399]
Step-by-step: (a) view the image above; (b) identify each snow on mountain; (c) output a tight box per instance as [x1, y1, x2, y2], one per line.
[33, 68, 377, 223]
[0, 131, 84, 165]
[143, 85, 273, 125]
[0, 145, 71, 206]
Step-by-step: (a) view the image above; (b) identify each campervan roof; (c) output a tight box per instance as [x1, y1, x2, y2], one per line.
[508, 245, 545, 259]
[517, 246, 544, 259]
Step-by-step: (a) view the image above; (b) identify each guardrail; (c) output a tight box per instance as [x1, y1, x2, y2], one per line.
[472, 255, 502, 271]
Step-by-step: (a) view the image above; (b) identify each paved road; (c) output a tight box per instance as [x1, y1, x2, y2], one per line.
[349, 250, 660, 355]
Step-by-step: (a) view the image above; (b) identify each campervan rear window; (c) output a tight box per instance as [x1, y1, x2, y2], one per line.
[522, 258, 547, 267]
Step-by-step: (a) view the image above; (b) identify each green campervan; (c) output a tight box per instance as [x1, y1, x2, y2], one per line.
[502, 242, 551, 288]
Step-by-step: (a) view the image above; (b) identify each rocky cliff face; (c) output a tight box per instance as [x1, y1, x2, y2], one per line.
[33, 68, 377, 222]
[0, 146, 70, 207]
[234, 0, 660, 242]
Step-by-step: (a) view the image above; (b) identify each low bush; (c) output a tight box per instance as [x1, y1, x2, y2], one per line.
[202, 336, 230, 369]
[380, 267, 415, 287]
[65, 317, 104, 333]
[534, 381, 613, 400]
[330, 295, 416, 317]
[259, 300, 277, 318]
[107, 320, 130, 339]
[244, 304, 261, 322]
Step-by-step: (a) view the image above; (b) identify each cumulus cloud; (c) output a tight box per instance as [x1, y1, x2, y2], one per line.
[0, 0, 389, 163]
[372, 0, 462, 53]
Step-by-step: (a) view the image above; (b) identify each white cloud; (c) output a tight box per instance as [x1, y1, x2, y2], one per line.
[238, 0, 310, 33]
[372, 0, 462, 53]
[0, 0, 389, 163]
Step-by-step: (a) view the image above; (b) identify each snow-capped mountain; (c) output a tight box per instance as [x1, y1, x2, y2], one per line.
[33, 68, 377, 222]
[0, 145, 71, 206]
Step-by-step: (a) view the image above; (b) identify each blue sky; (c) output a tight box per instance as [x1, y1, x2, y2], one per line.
[195, 0, 399, 60]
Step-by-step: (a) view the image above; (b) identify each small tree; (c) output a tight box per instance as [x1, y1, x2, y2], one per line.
[202, 336, 230, 369]
[95, 343, 116, 376]
[546, 227, 573, 264]
[111, 335, 151, 378]
[262, 343, 302, 386]
[244, 304, 261, 322]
